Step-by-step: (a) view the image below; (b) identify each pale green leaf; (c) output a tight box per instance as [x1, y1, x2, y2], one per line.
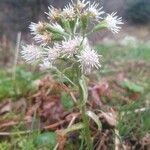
[34, 132, 57, 149]
[121, 79, 144, 93]
[79, 75, 88, 104]
[59, 123, 84, 135]
[86, 111, 102, 131]
[93, 20, 107, 32]
[61, 92, 74, 110]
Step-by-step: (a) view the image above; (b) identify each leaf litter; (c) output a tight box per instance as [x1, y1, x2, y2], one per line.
[0, 60, 149, 149]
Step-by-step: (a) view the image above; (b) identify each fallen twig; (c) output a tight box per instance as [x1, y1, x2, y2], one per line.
[0, 130, 31, 136]
[44, 120, 66, 130]
[0, 121, 20, 129]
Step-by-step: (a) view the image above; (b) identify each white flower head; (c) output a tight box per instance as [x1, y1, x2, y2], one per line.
[61, 37, 83, 58]
[29, 22, 53, 43]
[77, 0, 89, 8]
[34, 32, 53, 43]
[62, 4, 76, 20]
[105, 12, 124, 34]
[21, 44, 42, 64]
[75, 0, 89, 12]
[44, 43, 61, 62]
[78, 47, 101, 74]
[39, 59, 52, 71]
[29, 22, 45, 35]
[45, 6, 61, 21]
[87, 2, 104, 20]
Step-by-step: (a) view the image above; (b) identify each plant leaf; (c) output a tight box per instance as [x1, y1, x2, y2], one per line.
[79, 75, 88, 104]
[58, 123, 84, 135]
[80, 16, 89, 33]
[121, 79, 144, 93]
[61, 92, 74, 110]
[93, 20, 107, 32]
[86, 111, 102, 131]
[33, 132, 57, 149]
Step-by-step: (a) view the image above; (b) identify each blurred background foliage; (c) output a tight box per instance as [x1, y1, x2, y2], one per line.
[125, 0, 150, 24]
[0, 0, 150, 45]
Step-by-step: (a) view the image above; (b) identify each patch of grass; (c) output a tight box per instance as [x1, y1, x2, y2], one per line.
[0, 131, 57, 150]
[118, 101, 150, 140]
[97, 41, 150, 143]
[0, 142, 11, 150]
[0, 67, 39, 100]
[97, 42, 150, 63]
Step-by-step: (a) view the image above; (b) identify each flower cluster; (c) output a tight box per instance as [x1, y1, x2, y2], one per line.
[21, 0, 123, 74]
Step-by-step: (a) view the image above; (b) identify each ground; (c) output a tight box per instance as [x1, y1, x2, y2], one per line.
[0, 37, 150, 149]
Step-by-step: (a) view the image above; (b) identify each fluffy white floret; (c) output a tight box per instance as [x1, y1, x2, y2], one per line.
[33, 32, 53, 43]
[78, 47, 101, 73]
[62, 4, 75, 20]
[87, 2, 104, 20]
[45, 6, 61, 21]
[39, 59, 52, 70]
[21, 44, 42, 64]
[105, 12, 124, 34]
[61, 37, 82, 57]
[77, 0, 89, 8]
[29, 22, 45, 35]
[44, 43, 61, 62]
[29, 22, 52, 43]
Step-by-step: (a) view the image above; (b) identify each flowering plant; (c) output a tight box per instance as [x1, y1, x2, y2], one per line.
[21, 0, 123, 149]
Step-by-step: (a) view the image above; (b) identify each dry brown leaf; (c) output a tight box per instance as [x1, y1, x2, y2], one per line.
[89, 81, 109, 107]
[100, 109, 117, 127]
[12, 98, 27, 113]
[0, 102, 12, 114]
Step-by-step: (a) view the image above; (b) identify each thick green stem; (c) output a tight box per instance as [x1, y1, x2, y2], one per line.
[81, 105, 93, 150]
[78, 77, 93, 150]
